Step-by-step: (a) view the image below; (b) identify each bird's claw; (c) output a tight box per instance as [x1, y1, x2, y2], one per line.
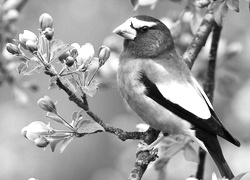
[136, 141, 158, 156]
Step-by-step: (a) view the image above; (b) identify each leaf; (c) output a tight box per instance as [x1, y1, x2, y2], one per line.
[81, 80, 99, 97]
[71, 111, 78, 122]
[49, 139, 61, 152]
[226, 0, 239, 12]
[213, 1, 229, 26]
[76, 119, 105, 134]
[46, 134, 72, 152]
[232, 172, 249, 180]
[71, 110, 83, 126]
[17, 62, 27, 74]
[22, 60, 43, 75]
[60, 136, 75, 153]
[183, 144, 199, 163]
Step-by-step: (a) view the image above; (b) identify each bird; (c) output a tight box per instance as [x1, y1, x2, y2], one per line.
[113, 15, 240, 179]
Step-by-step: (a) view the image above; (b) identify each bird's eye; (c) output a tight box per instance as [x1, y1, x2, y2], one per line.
[140, 26, 149, 32]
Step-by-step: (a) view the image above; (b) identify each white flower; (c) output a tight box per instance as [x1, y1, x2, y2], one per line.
[21, 121, 52, 141]
[76, 43, 95, 66]
[19, 30, 38, 44]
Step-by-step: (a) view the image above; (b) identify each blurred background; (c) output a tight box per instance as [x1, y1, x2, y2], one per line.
[0, 0, 250, 180]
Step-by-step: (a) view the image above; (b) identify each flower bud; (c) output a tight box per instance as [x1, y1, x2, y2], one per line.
[19, 30, 38, 49]
[6, 43, 21, 55]
[43, 28, 54, 41]
[98, 46, 110, 67]
[37, 95, 57, 114]
[26, 40, 38, 53]
[66, 56, 75, 67]
[58, 51, 70, 62]
[39, 13, 53, 31]
[195, 0, 210, 8]
[34, 137, 50, 148]
[21, 121, 51, 141]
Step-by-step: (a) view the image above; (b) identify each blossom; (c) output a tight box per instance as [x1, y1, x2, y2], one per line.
[21, 121, 52, 141]
[37, 95, 57, 114]
[76, 43, 95, 67]
[19, 30, 38, 50]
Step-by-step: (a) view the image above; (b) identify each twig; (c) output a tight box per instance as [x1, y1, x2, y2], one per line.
[195, 22, 222, 180]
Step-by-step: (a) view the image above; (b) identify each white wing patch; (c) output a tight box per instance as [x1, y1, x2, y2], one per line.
[129, 17, 157, 29]
[191, 76, 214, 110]
[156, 80, 211, 120]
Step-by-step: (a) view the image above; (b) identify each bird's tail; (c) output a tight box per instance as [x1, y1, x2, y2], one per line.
[196, 130, 234, 179]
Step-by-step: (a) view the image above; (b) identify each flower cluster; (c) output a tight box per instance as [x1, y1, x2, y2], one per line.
[6, 13, 111, 152]
[6, 13, 111, 97]
[21, 95, 104, 152]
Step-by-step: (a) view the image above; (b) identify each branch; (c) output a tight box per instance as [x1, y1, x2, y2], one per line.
[195, 22, 222, 180]
[182, 12, 214, 69]
[55, 77, 158, 141]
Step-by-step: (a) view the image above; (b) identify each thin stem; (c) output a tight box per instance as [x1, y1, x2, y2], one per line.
[47, 40, 51, 63]
[87, 67, 99, 86]
[55, 113, 76, 132]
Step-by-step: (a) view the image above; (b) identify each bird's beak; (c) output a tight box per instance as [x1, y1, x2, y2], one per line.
[113, 20, 136, 40]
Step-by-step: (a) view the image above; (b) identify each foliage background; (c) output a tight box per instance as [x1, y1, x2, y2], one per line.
[0, 0, 250, 180]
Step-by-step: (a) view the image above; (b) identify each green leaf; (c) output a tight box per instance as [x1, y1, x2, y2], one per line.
[46, 135, 70, 152]
[81, 80, 99, 97]
[17, 62, 27, 74]
[232, 172, 249, 180]
[76, 119, 105, 134]
[71, 111, 78, 122]
[60, 136, 75, 153]
[226, 0, 239, 12]
[22, 60, 43, 75]
[213, 1, 229, 26]
[183, 144, 199, 163]
[49, 139, 61, 152]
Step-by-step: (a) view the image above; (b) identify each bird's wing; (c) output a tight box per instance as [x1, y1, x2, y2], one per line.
[139, 71, 240, 146]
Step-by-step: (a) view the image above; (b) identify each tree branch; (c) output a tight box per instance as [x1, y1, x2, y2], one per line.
[182, 12, 214, 69]
[55, 77, 159, 142]
[195, 22, 222, 180]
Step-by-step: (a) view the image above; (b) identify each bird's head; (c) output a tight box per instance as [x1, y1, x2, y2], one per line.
[113, 15, 175, 58]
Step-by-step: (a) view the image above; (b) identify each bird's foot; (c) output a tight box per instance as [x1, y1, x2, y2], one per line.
[136, 135, 164, 155]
